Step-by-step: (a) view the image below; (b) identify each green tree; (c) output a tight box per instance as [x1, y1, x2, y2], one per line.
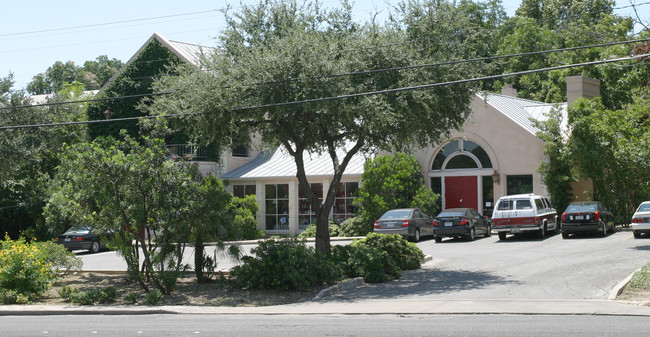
[0, 77, 90, 238]
[27, 56, 123, 94]
[567, 92, 650, 223]
[533, 107, 575, 213]
[45, 125, 227, 293]
[354, 153, 439, 229]
[146, 0, 475, 254]
[495, 0, 639, 108]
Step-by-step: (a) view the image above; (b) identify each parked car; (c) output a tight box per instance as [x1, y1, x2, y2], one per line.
[631, 201, 650, 238]
[373, 208, 434, 242]
[432, 208, 491, 242]
[560, 201, 615, 238]
[55, 225, 113, 253]
[491, 194, 558, 240]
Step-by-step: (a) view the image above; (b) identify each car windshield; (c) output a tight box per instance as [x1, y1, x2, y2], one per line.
[380, 210, 412, 219]
[638, 203, 650, 212]
[63, 226, 91, 235]
[565, 203, 597, 212]
[437, 211, 465, 217]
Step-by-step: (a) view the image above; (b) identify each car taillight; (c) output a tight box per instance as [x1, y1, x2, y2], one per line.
[374, 221, 380, 229]
[459, 219, 469, 226]
[433, 220, 439, 227]
[75, 237, 84, 241]
[632, 218, 643, 223]
[401, 220, 410, 228]
[594, 211, 600, 222]
[561, 212, 566, 222]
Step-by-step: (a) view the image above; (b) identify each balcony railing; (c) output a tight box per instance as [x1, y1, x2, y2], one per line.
[167, 144, 211, 161]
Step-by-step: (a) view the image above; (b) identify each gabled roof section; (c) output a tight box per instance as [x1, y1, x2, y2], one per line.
[99, 32, 216, 92]
[478, 92, 567, 137]
[222, 143, 369, 180]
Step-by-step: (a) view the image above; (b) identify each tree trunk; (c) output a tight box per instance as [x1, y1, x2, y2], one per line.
[194, 235, 206, 283]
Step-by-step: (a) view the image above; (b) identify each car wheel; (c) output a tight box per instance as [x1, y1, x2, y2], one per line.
[634, 231, 641, 239]
[88, 240, 100, 254]
[413, 228, 421, 242]
[498, 232, 507, 240]
[466, 228, 475, 241]
[610, 224, 616, 233]
[485, 224, 492, 237]
[537, 224, 546, 238]
[600, 222, 607, 237]
[562, 232, 569, 239]
[434, 236, 442, 243]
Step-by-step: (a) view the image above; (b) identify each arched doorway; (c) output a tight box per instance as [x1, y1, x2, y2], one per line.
[429, 139, 496, 215]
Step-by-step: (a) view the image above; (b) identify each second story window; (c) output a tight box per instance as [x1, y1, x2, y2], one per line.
[232, 138, 249, 157]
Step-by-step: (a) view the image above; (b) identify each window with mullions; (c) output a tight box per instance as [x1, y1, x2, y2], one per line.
[507, 175, 533, 195]
[431, 139, 492, 170]
[265, 184, 289, 230]
[233, 184, 256, 198]
[333, 182, 359, 223]
[299, 183, 323, 230]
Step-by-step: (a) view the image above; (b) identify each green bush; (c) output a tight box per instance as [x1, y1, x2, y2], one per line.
[142, 289, 164, 305]
[0, 236, 58, 300]
[338, 216, 373, 237]
[123, 292, 141, 304]
[33, 240, 82, 272]
[0, 290, 30, 304]
[330, 233, 424, 283]
[231, 238, 341, 290]
[229, 195, 265, 240]
[298, 222, 340, 238]
[59, 285, 116, 305]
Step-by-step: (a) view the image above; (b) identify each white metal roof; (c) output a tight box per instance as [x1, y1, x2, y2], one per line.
[479, 92, 567, 136]
[222, 143, 370, 180]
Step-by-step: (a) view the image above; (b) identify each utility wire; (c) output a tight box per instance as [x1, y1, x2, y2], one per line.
[3, 38, 648, 112]
[2, 53, 648, 131]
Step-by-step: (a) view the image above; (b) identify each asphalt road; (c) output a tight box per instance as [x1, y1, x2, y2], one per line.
[4, 314, 650, 337]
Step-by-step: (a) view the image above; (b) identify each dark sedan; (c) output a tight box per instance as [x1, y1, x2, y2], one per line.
[561, 201, 615, 238]
[433, 208, 492, 242]
[55, 225, 113, 253]
[373, 208, 434, 242]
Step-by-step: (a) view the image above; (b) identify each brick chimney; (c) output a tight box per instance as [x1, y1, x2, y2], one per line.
[501, 84, 518, 97]
[566, 76, 600, 105]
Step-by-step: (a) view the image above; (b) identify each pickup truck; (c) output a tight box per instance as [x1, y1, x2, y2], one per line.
[491, 194, 558, 240]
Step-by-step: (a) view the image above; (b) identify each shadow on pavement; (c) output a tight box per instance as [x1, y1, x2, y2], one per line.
[323, 267, 519, 301]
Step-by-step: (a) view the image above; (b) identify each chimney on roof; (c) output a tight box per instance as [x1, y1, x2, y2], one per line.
[501, 84, 518, 97]
[566, 76, 600, 106]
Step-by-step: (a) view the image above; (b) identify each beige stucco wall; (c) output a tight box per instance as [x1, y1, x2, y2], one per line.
[411, 94, 549, 207]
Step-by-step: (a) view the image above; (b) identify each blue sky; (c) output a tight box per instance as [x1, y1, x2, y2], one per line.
[1, 0, 646, 90]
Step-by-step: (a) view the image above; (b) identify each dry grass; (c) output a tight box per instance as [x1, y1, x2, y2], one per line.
[39, 272, 323, 306]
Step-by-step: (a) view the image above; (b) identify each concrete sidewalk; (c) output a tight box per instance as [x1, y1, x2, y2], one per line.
[2, 298, 650, 316]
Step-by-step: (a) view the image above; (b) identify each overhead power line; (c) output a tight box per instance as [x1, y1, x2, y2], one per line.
[3, 38, 648, 112]
[1, 52, 648, 131]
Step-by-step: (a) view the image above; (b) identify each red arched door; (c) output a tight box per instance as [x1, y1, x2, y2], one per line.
[444, 176, 478, 210]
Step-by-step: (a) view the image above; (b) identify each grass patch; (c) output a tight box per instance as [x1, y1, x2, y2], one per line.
[627, 263, 650, 289]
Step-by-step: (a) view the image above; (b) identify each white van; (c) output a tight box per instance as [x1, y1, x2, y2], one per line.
[491, 194, 558, 240]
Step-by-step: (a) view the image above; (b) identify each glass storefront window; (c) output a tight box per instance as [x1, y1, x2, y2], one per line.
[265, 184, 289, 230]
[299, 183, 323, 230]
[333, 182, 359, 223]
[507, 175, 533, 195]
[233, 184, 256, 198]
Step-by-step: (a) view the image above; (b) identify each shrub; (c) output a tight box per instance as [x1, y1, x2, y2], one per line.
[330, 233, 425, 283]
[59, 285, 116, 305]
[338, 216, 373, 237]
[231, 238, 341, 290]
[123, 292, 141, 304]
[142, 289, 164, 305]
[0, 290, 30, 304]
[0, 236, 58, 300]
[229, 195, 264, 240]
[353, 233, 424, 270]
[298, 222, 341, 238]
[33, 240, 82, 272]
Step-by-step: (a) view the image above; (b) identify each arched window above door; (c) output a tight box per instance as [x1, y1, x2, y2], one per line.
[431, 139, 493, 170]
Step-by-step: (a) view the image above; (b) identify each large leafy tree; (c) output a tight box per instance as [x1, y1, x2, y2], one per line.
[27, 56, 123, 95]
[45, 125, 239, 292]
[0, 76, 90, 237]
[495, 0, 638, 108]
[146, 0, 481, 254]
[354, 153, 439, 229]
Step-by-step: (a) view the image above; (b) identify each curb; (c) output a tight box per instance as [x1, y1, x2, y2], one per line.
[608, 267, 641, 300]
[313, 277, 365, 300]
